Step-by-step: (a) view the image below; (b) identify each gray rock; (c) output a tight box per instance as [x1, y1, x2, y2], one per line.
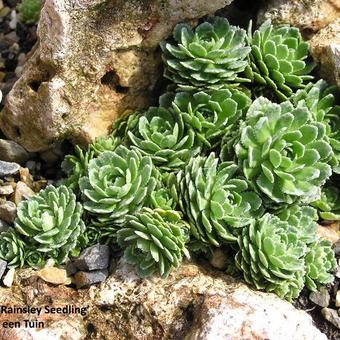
[322, 307, 340, 329]
[74, 269, 108, 289]
[73, 244, 110, 271]
[309, 287, 330, 307]
[3, 267, 15, 287]
[0, 219, 9, 231]
[0, 160, 20, 177]
[0, 139, 29, 164]
[65, 261, 78, 276]
[0, 201, 17, 223]
[333, 240, 340, 256]
[0, 259, 7, 280]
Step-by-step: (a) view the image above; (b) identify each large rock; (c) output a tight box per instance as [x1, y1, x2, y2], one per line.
[0, 0, 233, 152]
[0, 261, 326, 339]
[257, 0, 340, 37]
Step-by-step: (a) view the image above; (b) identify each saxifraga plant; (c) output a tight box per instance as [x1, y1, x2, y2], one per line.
[161, 17, 251, 90]
[79, 145, 157, 226]
[235, 97, 333, 205]
[177, 153, 263, 246]
[245, 20, 315, 101]
[15, 185, 85, 263]
[0, 229, 25, 268]
[18, 0, 42, 24]
[117, 208, 190, 277]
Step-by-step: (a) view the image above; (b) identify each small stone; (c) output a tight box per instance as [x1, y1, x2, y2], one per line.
[209, 248, 228, 270]
[0, 259, 7, 280]
[335, 265, 340, 279]
[19, 167, 33, 187]
[3, 268, 15, 287]
[0, 139, 29, 164]
[15, 65, 23, 77]
[0, 185, 14, 195]
[334, 240, 340, 256]
[309, 287, 330, 307]
[0, 219, 9, 231]
[336, 291, 340, 308]
[0, 201, 17, 223]
[65, 261, 78, 276]
[0, 0, 3, 11]
[9, 10, 17, 30]
[25, 160, 36, 172]
[74, 270, 108, 289]
[44, 259, 56, 268]
[73, 244, 110, 271]
[32, 179, 47, 192]
[322, 307, 340, 329]
[17, 52, 27, 66]
[317, 225, 340, 245]
[0, 160, 20, 177]
[0, 6, 10, 17]
[37, 267, 72, 285]
[12, 181, 34, 205]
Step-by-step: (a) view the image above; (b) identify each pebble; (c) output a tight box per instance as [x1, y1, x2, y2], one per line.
[336, 291, 340, 308]
[72, 244, 110, 271]
[65, 261, 78, 276]
[0, 6, 10, 17]
[317, 225, 340, 245]
[322, 307, 340, 329]
[0, 185, 14, 195]
[333, 240, 340, 256]
[3, 267, 15, 287]
[0, 219, 9, 231]
[0, 139, 29, 164]
[0, 259, 7, 280]
[209, 248, 228, 270]
[12, 181, 34, 205]
[19, 167, 33, 187]
[309, 287, 330, 307]
[73, 269, 108, 289]
[9, 10, 16, 30]
[0, 201, 17, 223]
[37, 267, 72, 285]
[0, 160, 20, 177]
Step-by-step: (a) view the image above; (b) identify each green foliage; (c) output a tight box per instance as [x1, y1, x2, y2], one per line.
[128, 107, 200, 171]
[177, 153, 263, 246]
[117, 208, 189, 277]
[0, 229, 25, 268]
[25, 248, 46, 269]
[245, 20, 315, 101]
[162, 88, 251, 149]
[161, 17, 250, 90]
[15, 185, 85, 263]
[305, 240, 337, 291]
[90, 135, 120, 156]
[235, 97, 333, 205]
[18, 0, 42, 24]
[79, 145, 157, 225]
[235, 213, 308, 301]
[311, 181, 340, 221]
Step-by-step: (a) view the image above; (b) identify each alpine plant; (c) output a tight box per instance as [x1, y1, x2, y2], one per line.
[0, 229, 25, 268]
[117, 208, 190, 278]
[128, 107, 200, 171]
[177, 153, 263, 246]
[305, 239, 337, 291]
[161, 17, 251, 90]
[14, 185, 85, 263]
[245, 20, 315, 101]
[235, 97, 333, 205]
[162, 88, 251, 149]
[235, 213, 307, 301]
[79, 145, 157, 225]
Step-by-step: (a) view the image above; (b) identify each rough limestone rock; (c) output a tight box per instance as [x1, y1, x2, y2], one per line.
[310, 19, 340, 87]
[0, 261, 326, 339]
[257, 0, 340, 37]
[0, 0, 233, 152]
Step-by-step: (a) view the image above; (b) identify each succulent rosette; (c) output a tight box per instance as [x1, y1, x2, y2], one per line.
[90, 135, 120, 156]
[305, 240, 337, 291]
[161, 16, 251, 90]
[117, 208, 190, 277]
[79, 145, 157, 225]
[25, 248, 46, 269]
[235, 97, 333, 205]
[311, 182, 340, 221]
[0, 229, 25, 268]
[61, 146, 95, 191]
[162, 88, 251, 149]
[177, 153, 263, 246]
[235, 213, 307, 301]
[111, 111, 141, 140]
[245, 20, 315, 101]
[128, 107, 200, 171]
[14, 185, 85, 262]
[326, 106, 340, 174]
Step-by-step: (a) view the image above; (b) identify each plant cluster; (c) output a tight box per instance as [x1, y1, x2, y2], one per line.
[1, 17, 338, 301]
[18, 0, 42, 24]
